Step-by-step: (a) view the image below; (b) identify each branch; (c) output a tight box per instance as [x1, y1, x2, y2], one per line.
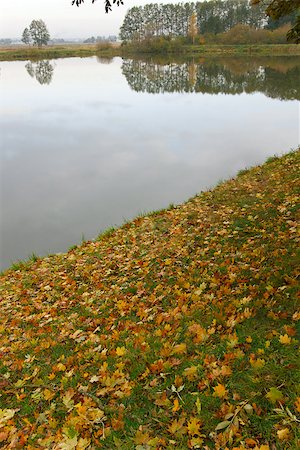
[71, 0, 124, 13]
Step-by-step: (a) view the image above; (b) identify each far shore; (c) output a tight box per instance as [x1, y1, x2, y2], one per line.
[1, 43, 300, 61]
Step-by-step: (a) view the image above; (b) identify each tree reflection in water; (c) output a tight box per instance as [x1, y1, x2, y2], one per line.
[25, 60, 54, 85]
[121, 57, 300, 100]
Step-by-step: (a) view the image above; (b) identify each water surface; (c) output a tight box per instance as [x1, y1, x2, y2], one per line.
[0, 56, 299, 270]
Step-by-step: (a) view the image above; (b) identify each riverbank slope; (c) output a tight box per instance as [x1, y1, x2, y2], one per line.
[0, 150, 299, 448]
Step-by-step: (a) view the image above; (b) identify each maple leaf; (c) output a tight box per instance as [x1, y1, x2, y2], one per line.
[265, 387, 283, 404]
[213, 383, 227, 398]
[77, 438, 91, 450]
[134, 429, 150, 445]
[0, 432, 8, 442]
[190, 436, 204, 447]
[0, 409, 16, 428]
[89, 375, 100, 383]
[172, 398, 180, 412]
[187, 417, 202, 436]
[116, 346, 127, 356]
[172, 343, 187, 355]
[183, 366, 198, 380]
[249, 357, 265, 369]
[277, 427, 290, 440]
[43, 388, 55, 401]
[55, 434, 78, 450]
[279, 334, 291, 344]
[62, 390, 75, 411]
[295, 397, 300, 413]
[168, 417, 186, 435]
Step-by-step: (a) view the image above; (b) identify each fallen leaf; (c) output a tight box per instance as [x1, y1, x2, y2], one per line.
[265, 387, 283, 404]
[213, 383, 227, 398]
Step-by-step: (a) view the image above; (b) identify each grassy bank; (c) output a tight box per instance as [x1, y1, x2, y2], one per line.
[0, 44, 119, 61]
[122, 43, 300, 57]
[0, 150, 299, 449]
[1, 43, 300, 61]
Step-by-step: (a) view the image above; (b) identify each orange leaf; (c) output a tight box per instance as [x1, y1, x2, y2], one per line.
[172, 398, 180, 412]
[213, 383, 227, 398]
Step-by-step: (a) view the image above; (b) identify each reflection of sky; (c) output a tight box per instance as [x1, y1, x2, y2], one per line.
[0, 57, 299, 270]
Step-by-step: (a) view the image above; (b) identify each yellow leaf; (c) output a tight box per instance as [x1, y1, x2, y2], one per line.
[62, 390, 75, 411]
[173, 343, 187, 355]
[259, 446, 270, 450]
[246, 336, 252, 343]
[277, 427, 290, 440]
[168, 417, 186, 435]
[56, 435, 78, 450]
[250, 357, 265, 369]
[187, 417, 202, 436]
[0, 409, 16, 428]
[172, 398, 180, 412]
[183, 366, 198, 380]
[116, 346, 127, 356]
[190, 436, 204, 447]
[77, 438, 91, 450]
[43, 389, 55, 401]
[134, 430, 150, 445]
[295, 397, 300, 413]
[213, 384, 227, 398]
[220, 365, 232, 377]
[55, 363, 66, 372]
[279, 334, 291, 345]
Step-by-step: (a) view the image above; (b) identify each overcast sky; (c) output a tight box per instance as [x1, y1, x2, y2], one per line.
[0, 0, 183, 39]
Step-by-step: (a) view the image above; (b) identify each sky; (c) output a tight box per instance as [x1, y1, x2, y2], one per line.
[0, 0, 182, 39]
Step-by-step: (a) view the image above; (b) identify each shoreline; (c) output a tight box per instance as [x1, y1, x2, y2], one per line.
[1, 43, 300, 61]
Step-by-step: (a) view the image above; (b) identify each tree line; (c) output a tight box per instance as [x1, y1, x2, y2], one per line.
[119, 0, 297, 43]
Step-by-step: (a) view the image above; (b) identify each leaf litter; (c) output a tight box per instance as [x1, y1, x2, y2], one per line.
[0, 150, 299, 449]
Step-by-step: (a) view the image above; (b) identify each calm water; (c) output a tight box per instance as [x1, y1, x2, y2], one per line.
[0, 56, 299, 270]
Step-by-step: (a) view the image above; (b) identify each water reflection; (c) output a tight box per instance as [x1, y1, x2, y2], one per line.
[122, 57, 300, 100]
[25, 60, 55, 85]
[96, 56, 114, 64]
[0, 56, 298, 271]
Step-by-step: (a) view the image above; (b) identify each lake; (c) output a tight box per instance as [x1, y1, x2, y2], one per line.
[0, 55, 299, 271]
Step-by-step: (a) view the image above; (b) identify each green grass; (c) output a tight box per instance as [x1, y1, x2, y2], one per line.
[0, 149, 299, 448]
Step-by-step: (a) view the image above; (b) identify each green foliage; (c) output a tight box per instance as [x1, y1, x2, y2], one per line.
[21, 19, 50, 48]
[28, 19, 50, 47]
[252, 0, 300, 43]
[21, 28, 31, 46]
[120, 1, 268, 43]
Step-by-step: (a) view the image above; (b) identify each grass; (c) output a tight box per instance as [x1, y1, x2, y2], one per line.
[0, 43, 300, 61]
[0, 43, 119, 61]
[0, 149, 299, 449]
